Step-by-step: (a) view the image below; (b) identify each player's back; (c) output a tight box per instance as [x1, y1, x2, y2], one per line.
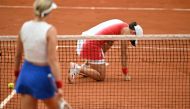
[83, 19, 128, 35]
[20, 20, 52, 63]
[83, 19, 128, 46]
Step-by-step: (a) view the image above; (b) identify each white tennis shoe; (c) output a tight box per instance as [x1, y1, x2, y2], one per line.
[78, 63, 89, 77]
[68, 62, 80, 84]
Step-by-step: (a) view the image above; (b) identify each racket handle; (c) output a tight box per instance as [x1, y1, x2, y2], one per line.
[59, 98, 72, 109]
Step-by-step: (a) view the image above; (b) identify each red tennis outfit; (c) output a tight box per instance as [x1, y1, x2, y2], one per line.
[80, 19, 128, 60]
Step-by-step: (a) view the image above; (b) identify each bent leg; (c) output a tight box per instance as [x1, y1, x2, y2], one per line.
[80, 63, 106, 81]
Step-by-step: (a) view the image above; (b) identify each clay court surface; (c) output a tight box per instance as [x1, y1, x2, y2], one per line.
[0, 0, 190, 109]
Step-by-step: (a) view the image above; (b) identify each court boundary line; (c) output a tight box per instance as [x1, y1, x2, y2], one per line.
[0, 5, 190, 12]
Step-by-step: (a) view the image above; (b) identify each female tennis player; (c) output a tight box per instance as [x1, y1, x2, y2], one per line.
[68, 19, 143, 84]
[14, 0, 71, 109]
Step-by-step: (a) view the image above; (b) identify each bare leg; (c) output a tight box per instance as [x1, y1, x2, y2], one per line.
[80, 63, 106, 81]
[79, 61, 89, 77]
[21, 94, 37, 109]
[68, 62, 106, 83]
[44, 95, 72, 109]
[43, 96, 59, 109]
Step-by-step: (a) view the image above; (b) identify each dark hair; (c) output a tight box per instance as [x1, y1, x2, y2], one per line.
[129, 22, 137, 30]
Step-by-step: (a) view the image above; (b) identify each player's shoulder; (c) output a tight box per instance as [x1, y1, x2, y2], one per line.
[22, 20, 32, 27]
[47, 25, 57, 37]
[48, 25, 57, 33]
[20, 20, 33, 32]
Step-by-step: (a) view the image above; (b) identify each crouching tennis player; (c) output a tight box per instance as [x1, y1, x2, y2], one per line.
[68, 19, 143, 84]
[14, 0, 71, 109]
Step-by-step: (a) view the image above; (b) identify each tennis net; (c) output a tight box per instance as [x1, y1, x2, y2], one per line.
[0, 34, 190, 109]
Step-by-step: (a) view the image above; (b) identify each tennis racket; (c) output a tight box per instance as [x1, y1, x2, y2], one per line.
[0, 89, 16, 109]
[47, 74, 72, 109]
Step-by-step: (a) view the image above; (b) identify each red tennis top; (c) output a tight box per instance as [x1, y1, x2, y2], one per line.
[80, 19, 128, 60]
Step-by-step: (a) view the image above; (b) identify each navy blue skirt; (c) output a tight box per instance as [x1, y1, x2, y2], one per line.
[15, 60, 56, 100]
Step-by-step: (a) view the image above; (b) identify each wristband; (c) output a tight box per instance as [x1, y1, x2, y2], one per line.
[14, 70, 20, 78]
[56, 80, 63, 89]
[122, 67, 128, 75]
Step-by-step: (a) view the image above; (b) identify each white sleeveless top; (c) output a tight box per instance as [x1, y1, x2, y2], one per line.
[20, 20, 52, 63]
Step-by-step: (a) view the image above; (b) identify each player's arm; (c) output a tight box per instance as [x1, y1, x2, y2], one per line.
[47, 26, 63, 90]
[121, 40, 128, 74]
[120, 27, 129, 76]
[14, 33, 23, 80]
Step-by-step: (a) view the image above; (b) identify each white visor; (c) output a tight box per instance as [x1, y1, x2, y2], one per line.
[134, 25, 143, 36]
[41, 2, 57, 17]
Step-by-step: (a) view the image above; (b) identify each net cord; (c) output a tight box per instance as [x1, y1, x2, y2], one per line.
[0, 34, 190, 41]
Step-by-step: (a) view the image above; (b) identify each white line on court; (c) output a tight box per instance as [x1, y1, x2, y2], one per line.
[0, 5, 190, 12]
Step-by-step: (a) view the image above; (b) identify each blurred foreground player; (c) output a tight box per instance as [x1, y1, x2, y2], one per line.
[14, 0, 71, 108]
[68, 19, 143, 84]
